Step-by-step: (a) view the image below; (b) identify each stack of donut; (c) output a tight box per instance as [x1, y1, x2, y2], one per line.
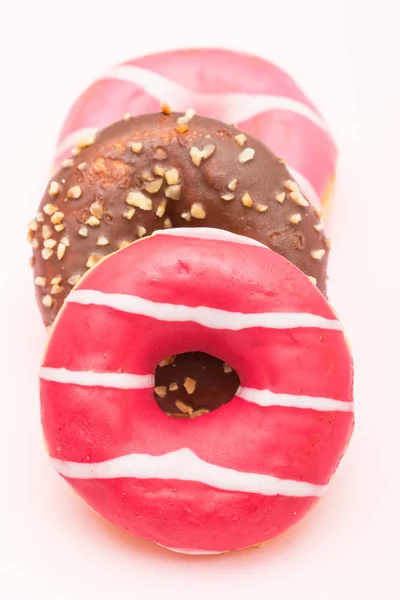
[30, 49, 353, 554]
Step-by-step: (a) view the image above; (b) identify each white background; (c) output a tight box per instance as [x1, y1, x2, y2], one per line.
[0, 1, 399, 598]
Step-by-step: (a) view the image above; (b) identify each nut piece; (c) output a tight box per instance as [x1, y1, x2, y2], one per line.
[57, 243, 66, 260]
[228, 178, 238, 191]
[255, 204, 268, 213]
[284, 180, 298, 192]
[51, 284, 63, 295]
[156, 200, 167, 218]
[42, 294, 54, 308]
[86, 216, 100, 227]
[165, 185, 181, 200]
[43, 238, 57, 249]
[275, 192, 286, 204]
[289, 213, 302, 224]
[130, 142, 143, 154]
[307, 276, 318, 285]
[144, 178, 163, 194]
[238, 148, 255, 163]
[183, 377, 197, 395]
[78, 162, 87, 171]
[41, 248, 53, 260]
[314, 223, 324, 232]
[177, 108, 196, 124]
[78, 226, 88, 237]
[175, 399, 194, 415]
[158, 355, 176, 367]
[189, 144, 215, 167]
[310, 249, 326, 260]
[175, 123, 189, 134]
[68, 274, 81, 286]
[154, 386, 167, 398]
[67, 185, 82, 199]
[51, 276, 62, 285]
[289, 191, 309, 207]
[123, 208, 136, 220]
[54, 224, 65, 232]
[86, 254, 101, 268]
[41, 225, 52, 240]
[62, 159, 74, 168]
[223, 363, 233, 373]
[169, 382, 179, 392]
[90, 201, 103, 219]
[181, 212, 191, 221]
[119, 241, 131, 249]
[160, 102, 172, 115]
[77, 133, 96, 148]
[190, 203, 206, 219]
[164, 218, 172, 229]
[125, 190, 153, 211]
[221, 193, 235, 201]
[165, 168, 180, 185]
[241, 192, 253, 208]
[34, 276, 47, 286]
[43, 203, 57, 215]
[28, 219, 38, 232]
[192, 407, 210, 417]
[153, 165, 166, 177]
[48, 181, 60, 196]
[50, 211, 64, 224]
[235, 133, 247, 147]
[97, 236, 109, 246]
[137, 226, 147, 238]
[60, 236, 70, 247]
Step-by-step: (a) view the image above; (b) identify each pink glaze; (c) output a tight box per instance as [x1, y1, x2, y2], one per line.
[56, 49, 337, 208]
[40, 229, 353, 553]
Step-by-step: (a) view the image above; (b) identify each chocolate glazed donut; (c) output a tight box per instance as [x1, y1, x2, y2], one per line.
[29, 110, 329, 416]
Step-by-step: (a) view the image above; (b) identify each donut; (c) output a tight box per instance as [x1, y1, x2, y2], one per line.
[55, 48, 337, 212]
[40, 227, 354, 554]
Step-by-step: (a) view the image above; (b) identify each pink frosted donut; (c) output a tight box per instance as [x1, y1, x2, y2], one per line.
[40, 228, 353, 553]
[56, 48, 336, 212]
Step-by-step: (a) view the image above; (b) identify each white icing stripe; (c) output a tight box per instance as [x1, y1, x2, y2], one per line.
[100, 65, 332, 135]
[156, 544, 225, 555]
[152, 227, 268, 248]
[51, 447, 327, 497]
[287, 165, 322, 209]
[56, 127, 98, 156]
[67, 289, 343, 332]
[40, 367, 154, 389]
[237, 387, 353, 412]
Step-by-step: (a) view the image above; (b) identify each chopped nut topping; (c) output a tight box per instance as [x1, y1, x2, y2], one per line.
[310, 249, 326, 260]
[97, 236, 109, 246]
[159, 355, 176, 367]
[54, 223, 65, 232]
[32, 238, 39, 248]
[130, 142, 143, 154]
[284, 180, 298, 192]
[181, 212, 191, 221]
[50, 211, 64, 224]
[255, 204, 268, 213]
[144, 178, 163, 194]
[165, 184, 181, 200]
[175, 123, 189, 134]
[289, 213, 302, 224]
[42, 294, 53, 308]
[48, 181, 60, 196]
[278, 158, 286, 164]
[324, 237, 331, 249]
[86, 254, 101, 268]
[51, 284, 63, 294]
[34, 276, 47, 286]
[223, 362, 233, 373]
[165, 168, 180, 185]
[60, 236, 70, 247]
[314, 223, 323, 232]
[36, 212, 44, 222]
[141, 171, 154, 182]
[125, 190, 153, 211]
[71, 147, 80, 156]
[89, 201, 103, 219]
[153, 165, 166, 177]
[235, 133, 247, 147]
[41, 225, 52, 240]
[160, 102, 172, 115]
[137, 226, 147, 238]
[241, 192, 253, 207]
[315, 206, 322, 218]
[67, 185, 82, 199]
[177, 108, 196, 124]
[123, 208, 136, 220]
[78, 162, 87, 171]
[77, 133, 96, 148]
[41, 248, 53, 260]
[190, 203, 206, 219]
[221, 193, 235, 201]
[51, 276, 62, 285]
[191, 407, 209, 417]
[169, 382, 179, 391]
[119, 240, 131, 249]
[43, 204, 57, 215]
[164, 218, 172, 229]
[238, 148, 255, 163]
[86, 216, 101, 227]
[62, 159, 74, 168]
[44, 238, 57, 249]
[154, 147, 167, 160]
[154, 386, 167, 398]
[68, 274, 81, 286]
[189, 144, 215, 166]
[122, 113, 131, 120]
[289, 191, 309, 207]
[307, 276, 318, 285]
[78, 226, 88, 237]
[156, 200, 167, 218]
[275, 192, 286, 203]
[183, 377, 196, 395]
[228, 178, 238, 191]
[27, 230, 34, 243]
[57, 243, 66, 260]
[28, 219, 38, 231]
[175, 399, 194, 415]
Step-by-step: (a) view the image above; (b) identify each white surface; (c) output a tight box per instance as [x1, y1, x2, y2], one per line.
[0, 1, 399, 598]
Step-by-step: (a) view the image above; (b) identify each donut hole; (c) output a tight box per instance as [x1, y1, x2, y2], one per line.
[154, 352, 240, 419]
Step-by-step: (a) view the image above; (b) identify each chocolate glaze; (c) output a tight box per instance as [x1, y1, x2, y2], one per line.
[30, 111, 329, 416]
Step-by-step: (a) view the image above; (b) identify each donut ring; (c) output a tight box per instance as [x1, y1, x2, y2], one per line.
[40, 228, 354, 554]
[55, 48, 337, 212]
